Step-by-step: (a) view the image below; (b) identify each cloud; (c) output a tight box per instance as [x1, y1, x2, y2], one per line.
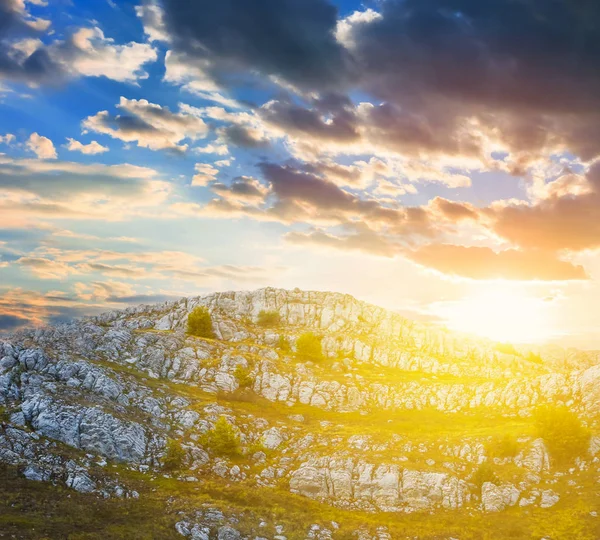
[0, 287, 86, 331]
[285, 226, 398, 257]
[0, 2, 61, 86]
[16, 256, 79, 279]
[160, 0, 353, 92]
[192, 163, 219, 186]
[74, 280, 136, 301]
[83, 97, 208, 152]
[260, 95, 359, 143]
[135, 0, 169, 43]
[219, 124, 270, 149]
[210, 176, 268, 202]
[0, 133, 15, 145]
[65, 138, 108, 155]
[50, 27, 157, 84]
[406, 244, 588, 282]
[0, 4, 156, 87]
[159, 0, 600, 167]
[481, 162, 600, 253]
[0, 313, 29, 331]
[26, 132, 56, 159]
[0, 154, 170, 224]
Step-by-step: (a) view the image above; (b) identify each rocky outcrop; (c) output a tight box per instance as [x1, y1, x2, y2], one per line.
[481, 483, 520, 512]
[289, 457, 470, 512]
[0, 287, 597, 518]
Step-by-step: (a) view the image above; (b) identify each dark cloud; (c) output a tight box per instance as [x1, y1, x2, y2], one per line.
[0, 2, 63, 85]
[210, 176, 267, 201]
[220, 124, 270, 149]
[406, 244, 588, 281]
[0, 313, 28, 331]
[357, 0, 600, 114]
[161, 0, 353, 91]
[161, 0, 600, 163]
[260, 95, 359, 143]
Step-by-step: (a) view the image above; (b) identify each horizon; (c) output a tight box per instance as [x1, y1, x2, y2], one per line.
[1, 0, 600, 349]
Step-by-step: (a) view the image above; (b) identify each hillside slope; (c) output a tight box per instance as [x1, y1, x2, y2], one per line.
[1, 288, 599, 539]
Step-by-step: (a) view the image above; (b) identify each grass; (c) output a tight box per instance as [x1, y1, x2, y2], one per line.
[2, 462, 600, 540]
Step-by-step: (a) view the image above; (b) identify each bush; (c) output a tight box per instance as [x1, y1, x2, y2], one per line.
[257, 310, 281, 328]
[277, 335, 291, 353]
[202, 416, 241, 457]
[187, 306, 214, 338]
[472, 462, 499, 489]
[487, 434, 520, 459]
[163, 439, 186, 472]
[234, 364, 254, 389]
[295, 332, 324, 362]
[534, 405, 591, 464]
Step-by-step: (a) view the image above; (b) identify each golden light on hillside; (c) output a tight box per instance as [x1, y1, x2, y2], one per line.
[434, 285, 555, 344]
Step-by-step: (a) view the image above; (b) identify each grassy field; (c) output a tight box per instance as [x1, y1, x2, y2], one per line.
[1, 463, 600, 540]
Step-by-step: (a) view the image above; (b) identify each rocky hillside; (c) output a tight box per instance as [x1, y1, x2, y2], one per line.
[1, 288, 599, 539]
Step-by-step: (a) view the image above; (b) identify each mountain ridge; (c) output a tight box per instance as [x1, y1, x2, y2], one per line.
[1, 287, 599, 539]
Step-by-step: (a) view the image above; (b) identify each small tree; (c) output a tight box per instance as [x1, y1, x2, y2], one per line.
[295, 332, 324, 362]
[277, 334, 291, 353]
[257, 309, 281, 328]
[187, 306, 214, 338]
[163, 438, 186, 471]
[534, 405, 591, 464]
[202, 416, 241, 457]
[472, 462, 498, 489]
[234, 364, 254, 389]
[487, 434, 520, 459]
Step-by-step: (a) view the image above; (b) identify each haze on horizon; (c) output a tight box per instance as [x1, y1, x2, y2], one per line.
[1, 0, 600, 349]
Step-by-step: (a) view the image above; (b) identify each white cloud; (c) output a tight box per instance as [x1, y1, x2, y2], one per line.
[192, 163, 219, 186]
[83, 97, 209, 152]
[0, 134, 15, 145]
[26, 132, 57, 159]
[135, 0, 170, 43]
[65, 138, 109, 155]
[52, 27, 157, 84]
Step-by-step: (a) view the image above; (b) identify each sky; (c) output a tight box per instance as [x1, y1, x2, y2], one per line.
[1, 0, 600, 348]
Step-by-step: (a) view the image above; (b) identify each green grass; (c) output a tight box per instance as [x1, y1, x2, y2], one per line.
[2, 462, 600, 540]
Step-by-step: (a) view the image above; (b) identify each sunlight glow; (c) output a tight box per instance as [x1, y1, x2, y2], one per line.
[434, 285, 555, 344]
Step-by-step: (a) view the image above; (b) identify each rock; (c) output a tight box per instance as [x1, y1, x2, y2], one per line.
[66, 470, 96, 493]
[217, 526, 241, 540]
[540, 490, 560, 508]
[261, 427, 284, 450]
[481, 483, 520, 512]
[515, 439, 550, 473]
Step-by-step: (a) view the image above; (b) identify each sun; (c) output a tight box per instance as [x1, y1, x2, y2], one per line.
[434, 284, 555, 344]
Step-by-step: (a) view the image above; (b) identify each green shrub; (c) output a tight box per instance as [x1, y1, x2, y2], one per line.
[163, 439, 186, 472]
[257, 310, 281, 328]
[487, 434, 520, 459]
[187, 306, 214, 338]
[277, 335, 291, 353]
[295, 332, 324, 362]
[472, 462, 499, 489]
[526, 351, 543, 364]
[202, 416, 241, 457]
[234, 364, 254, 389]
[534, 405, 591, 464]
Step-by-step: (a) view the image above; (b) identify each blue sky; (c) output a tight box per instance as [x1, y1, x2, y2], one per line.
[1, 0, 600, 347]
